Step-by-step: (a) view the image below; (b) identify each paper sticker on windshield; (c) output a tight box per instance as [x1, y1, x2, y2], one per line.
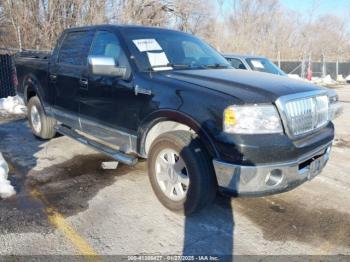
[147, 52, 173, 71]
[133, 39, 162, 52]
[251, 60, 264, 69]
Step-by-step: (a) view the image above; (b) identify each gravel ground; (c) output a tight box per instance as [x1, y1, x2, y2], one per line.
[0, 86, 349, 257]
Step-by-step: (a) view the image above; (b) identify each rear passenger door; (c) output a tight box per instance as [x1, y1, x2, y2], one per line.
[50, 30, 94, 129]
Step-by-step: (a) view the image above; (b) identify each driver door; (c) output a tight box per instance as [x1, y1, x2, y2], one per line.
[79, 30, 137, 152]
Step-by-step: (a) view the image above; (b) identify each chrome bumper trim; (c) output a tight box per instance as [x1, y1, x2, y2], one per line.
[213, 142, 332, 196]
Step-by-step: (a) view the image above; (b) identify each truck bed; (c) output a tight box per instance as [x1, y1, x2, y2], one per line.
[15, 50, 51, 103]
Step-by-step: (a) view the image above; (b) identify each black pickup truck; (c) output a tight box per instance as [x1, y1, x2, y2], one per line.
[15, 25, 339, 214]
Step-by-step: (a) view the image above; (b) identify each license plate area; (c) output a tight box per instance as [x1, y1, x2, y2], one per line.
[308, 156, 324, 180]
[298, 148, 328, 179]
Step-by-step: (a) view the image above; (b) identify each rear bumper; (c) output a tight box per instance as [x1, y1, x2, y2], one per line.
[213, 142, 332, 196]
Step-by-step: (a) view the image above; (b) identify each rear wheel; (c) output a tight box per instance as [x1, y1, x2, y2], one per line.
[148, 131, 217, 215]
[28, 96, 56, 139]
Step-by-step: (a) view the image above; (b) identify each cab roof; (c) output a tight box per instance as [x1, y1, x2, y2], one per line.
[63, 24, 187, 35]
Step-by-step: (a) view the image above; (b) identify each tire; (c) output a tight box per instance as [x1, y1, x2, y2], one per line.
[148, 130, 217, 215]
[27, 96, 56, 139]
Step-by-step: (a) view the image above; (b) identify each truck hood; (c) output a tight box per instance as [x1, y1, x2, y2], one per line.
[164, 69, 322, 103]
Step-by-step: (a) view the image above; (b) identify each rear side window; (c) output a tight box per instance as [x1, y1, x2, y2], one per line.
[58, 31, 94, 66]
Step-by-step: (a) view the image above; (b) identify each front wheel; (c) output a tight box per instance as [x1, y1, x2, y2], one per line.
[148, 131, 217, 215]
[28, 96, 56, 139]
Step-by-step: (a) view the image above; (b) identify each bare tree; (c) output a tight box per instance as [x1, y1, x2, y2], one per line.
[172, 0, 213, 34]
[0, 0, 349, 61]
[116, 0, 172, 26]
[224, 0, 283, 56]
[0, 0, 108, 50]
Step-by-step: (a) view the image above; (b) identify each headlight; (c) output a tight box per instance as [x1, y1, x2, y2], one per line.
[224, 105, 283, 134]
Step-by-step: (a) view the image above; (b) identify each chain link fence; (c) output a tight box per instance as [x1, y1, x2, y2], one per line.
[0, 53, 17, 98]
[274, 60, 350, 80]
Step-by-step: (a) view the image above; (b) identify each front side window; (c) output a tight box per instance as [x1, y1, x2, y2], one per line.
[121, 28, 231, 71]
[228, 58, 247, 70]
[58, 31, 93, 66]
[90, 31, 130, 70]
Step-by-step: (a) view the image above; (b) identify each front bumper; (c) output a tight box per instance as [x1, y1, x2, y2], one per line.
[213, 142, 332, 196]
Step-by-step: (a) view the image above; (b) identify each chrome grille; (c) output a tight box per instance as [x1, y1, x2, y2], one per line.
[284, 95, 329, 136]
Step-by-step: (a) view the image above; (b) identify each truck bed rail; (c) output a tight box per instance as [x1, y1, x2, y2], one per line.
[0, 47, 51, 59]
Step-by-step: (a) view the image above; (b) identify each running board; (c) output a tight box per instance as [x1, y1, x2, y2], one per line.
[55, 125, 138, 166]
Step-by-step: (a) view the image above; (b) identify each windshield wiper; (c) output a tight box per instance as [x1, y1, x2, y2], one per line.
[169, 63, 192, 68]
[148, 62, 230, 71]
[148, 63, 191, 71]
[203, 63, 230, 69]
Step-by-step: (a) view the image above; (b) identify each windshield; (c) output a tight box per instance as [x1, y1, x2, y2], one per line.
[121, 28, 231, 71]
[246, 58, 286, 76]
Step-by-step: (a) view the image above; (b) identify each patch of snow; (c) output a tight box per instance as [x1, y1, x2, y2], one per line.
[311, 75, 336, 85]
[0, 96, 26, 114]
[0, 153, 16, 199]
[101, 161, 119, 170]
[288, 74, 309, 83]
[288, 74, 347, 84]
[336, 75, 346, 82]
[288, 74, 302, 79]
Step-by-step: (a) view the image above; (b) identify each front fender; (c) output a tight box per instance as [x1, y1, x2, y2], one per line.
[137, 109, 220, 159]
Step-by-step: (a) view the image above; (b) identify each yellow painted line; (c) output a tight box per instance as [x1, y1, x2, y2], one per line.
[30, 189, 100, 259]
[317, 241, 334, 255]
[317, 229, 347, 255]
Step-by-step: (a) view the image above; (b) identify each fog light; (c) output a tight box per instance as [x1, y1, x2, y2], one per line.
[265, 169, 283, 186]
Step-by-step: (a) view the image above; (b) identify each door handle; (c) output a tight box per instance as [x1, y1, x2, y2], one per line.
[134, 85, 151, 96]
[79, 78, 88, 89]
[49, 74, 57, 82]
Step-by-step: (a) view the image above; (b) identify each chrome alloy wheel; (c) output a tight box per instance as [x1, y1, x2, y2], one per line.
[30, 105, 41, 134]
[155, 148, 190, 201]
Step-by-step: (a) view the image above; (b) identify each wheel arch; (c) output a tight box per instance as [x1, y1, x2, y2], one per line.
[138, 110, 219, 159]
[22, 74, 42, 105]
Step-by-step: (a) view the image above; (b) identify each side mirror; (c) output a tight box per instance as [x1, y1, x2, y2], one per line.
[88, 56, 127, 78]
